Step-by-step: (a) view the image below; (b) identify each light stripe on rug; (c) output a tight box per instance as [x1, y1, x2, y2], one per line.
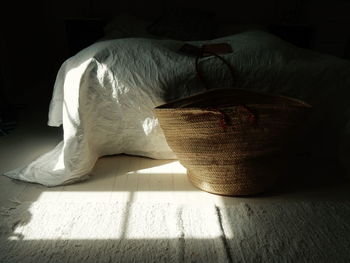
[1, 201, 349, 262]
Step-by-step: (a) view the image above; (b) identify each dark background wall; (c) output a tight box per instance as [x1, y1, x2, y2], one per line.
[1, 0, 350, 108]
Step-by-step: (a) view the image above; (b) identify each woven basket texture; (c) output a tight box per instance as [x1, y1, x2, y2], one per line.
[154, 88, 312, 196]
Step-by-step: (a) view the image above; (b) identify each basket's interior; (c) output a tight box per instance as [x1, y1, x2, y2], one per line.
[156, 88, 311, 109]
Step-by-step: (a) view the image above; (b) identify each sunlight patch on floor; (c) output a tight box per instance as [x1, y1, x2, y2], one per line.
[7, 159, 232, 240]
[133, 160, 187, 174]
[8, 200, 223, 240]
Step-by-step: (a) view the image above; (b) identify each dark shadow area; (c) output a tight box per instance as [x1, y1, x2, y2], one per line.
[267, 24, 314, 49]
[0, 104, 21, 136]
[283, 156, 350, 190]
[227, 155, 350, 201]
[0, 238, 347, 263]
[65, 18, 107, 57]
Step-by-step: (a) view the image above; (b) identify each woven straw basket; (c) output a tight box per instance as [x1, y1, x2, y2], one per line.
[154, 88, 312, 196]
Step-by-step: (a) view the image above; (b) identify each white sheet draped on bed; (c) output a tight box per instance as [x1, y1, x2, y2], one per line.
[4, 31, 350, 186]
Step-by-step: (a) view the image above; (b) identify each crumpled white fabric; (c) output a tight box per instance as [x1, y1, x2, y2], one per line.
[4, 31, 350, 186]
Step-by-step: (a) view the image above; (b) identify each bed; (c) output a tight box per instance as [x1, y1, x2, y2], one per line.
[4, 14, 350, 186]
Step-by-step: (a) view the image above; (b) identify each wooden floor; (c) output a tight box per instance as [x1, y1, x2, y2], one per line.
[1, 105, 349, 208]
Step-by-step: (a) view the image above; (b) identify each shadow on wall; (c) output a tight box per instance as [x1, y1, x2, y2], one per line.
[1, 2, 69, 106]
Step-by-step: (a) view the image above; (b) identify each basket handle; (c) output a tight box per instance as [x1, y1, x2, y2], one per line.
[195, 50, 256, 130]
[195, 50, 237, 90]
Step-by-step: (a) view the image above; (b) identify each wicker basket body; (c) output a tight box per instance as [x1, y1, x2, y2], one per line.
[154, 88, 312, 196]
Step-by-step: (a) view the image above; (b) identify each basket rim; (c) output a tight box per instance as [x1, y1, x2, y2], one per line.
[154, 104, 312, 113]
[155, 88, 312, 109]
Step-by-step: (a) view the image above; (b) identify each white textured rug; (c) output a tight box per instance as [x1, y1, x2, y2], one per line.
[1, 200, 350, 263]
